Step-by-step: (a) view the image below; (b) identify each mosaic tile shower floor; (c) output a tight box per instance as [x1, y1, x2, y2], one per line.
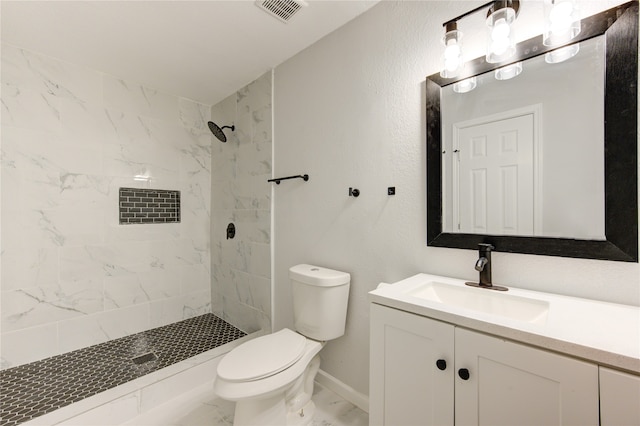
[0, 314, 245, 426]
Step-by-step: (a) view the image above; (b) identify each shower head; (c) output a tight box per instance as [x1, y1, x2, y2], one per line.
[207, 121, 235, 142]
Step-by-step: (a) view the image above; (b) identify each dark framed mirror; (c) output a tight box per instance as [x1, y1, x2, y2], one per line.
[426, 1, 638, 262]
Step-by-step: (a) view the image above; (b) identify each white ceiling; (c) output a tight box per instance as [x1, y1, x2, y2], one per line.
[1, 0, 379, 105]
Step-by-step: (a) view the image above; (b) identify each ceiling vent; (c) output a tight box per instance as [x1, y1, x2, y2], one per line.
[255, 0, 308, 23]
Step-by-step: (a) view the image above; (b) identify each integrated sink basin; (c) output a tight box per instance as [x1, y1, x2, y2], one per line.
[372, 276, 550, 325]
[404, 280, 549, 325]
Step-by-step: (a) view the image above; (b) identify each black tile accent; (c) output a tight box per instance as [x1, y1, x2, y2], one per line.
[0, 314, 245, 426]
[119, 188, 180, 225]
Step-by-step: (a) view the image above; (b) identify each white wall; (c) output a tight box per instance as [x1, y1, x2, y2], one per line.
[210, 71, 273, 334]
[1, 44, 212, 369]
[273, 0, 639, 398]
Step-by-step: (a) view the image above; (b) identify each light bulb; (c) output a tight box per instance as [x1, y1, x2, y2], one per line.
[486, 6, 516, 63]
[444, 57, 460, 73]
[453, 77, 477, 93]
[444, 42, 461, 72]
[491, 38, 510, 56]
[495, 62, 523, 80]
[492, 18, 511, 41]
[551, 3, 573, 34]
[544, 0, 580, 46]
[550, 2, 573, 22]
[444, 43, 461, 60]
[440, 26, 464, 78]
[545, 43, 580, 63]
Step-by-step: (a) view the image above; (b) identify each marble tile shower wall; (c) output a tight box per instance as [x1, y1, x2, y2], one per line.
[210, 71, 272, 334]
[0, 43, 212, 369]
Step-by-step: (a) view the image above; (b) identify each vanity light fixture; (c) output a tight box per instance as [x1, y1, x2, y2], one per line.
[440, 21, 464, 78]
[495, 62, 523, 80]
[486, 0, 520, 63]
[453, 76, 477, 93]
[543, 0, 580, 47]
[439, 1, 520, 78]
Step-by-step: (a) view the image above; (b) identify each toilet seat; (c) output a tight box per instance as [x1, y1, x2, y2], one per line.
[217, 329, 306, 382]
[214, 334, 324, 402]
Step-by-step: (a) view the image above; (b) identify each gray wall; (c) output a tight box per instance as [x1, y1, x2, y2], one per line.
[273, 0, 638, 398]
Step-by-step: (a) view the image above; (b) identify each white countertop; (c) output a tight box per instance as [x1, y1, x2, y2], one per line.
[368, 273, 640, 374]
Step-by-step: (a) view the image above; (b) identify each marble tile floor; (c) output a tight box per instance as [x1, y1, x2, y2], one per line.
[122, 381, 369, 426]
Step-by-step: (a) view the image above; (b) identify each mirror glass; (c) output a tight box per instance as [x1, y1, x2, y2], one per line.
[441, 36, 605, 239]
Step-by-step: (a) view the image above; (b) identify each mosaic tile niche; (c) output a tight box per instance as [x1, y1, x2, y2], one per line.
[119, 188, 181, 224]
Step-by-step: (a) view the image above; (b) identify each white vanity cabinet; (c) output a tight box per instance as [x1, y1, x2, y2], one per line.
[370, 303, 600, 426]
[454, 326, 599, 425]
[370, 302, 454, 426]
[599, 367, 640, 425]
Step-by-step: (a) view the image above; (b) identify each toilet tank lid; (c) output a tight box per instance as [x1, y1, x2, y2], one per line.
[289, 264, 350, 287]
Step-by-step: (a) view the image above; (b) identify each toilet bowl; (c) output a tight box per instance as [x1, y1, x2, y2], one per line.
[213, 264, 350, 426]
[214, 329, 324, 425]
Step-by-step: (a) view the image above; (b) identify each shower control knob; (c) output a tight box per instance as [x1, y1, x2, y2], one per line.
[436, 359, 447, 370]
[458, 368, 470, 380]
[226, 223, 236, 240]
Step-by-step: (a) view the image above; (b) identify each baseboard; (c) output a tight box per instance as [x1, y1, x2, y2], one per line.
[315, 369, 369, 413]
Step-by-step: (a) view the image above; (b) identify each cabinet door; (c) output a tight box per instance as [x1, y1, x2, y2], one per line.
[370, 304, 454, 426]
[455, 328, 599, 426]
[600, 366, 640, 425]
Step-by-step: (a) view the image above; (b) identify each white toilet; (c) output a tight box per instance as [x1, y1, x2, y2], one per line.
[214, 264, 350, 426]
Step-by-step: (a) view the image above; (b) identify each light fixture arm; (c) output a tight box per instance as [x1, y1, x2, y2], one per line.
[442, 0, 520, 28]
[443, 0, 494, 28]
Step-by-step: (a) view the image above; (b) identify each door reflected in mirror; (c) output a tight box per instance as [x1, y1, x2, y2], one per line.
[441, 36, 605, 240]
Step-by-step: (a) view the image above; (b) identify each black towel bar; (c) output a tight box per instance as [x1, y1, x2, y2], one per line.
[268, 174, 309, 184]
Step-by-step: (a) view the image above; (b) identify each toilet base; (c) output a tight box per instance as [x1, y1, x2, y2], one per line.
[233, 394, 286, 426]
[286, 399, 316, 426]
[230, 355, 321, 426]
[232, 395, 316, 426]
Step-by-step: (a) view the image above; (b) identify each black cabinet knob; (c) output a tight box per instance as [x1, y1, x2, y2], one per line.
[436, 359, 447, 370]
[458, 368, 470, 380]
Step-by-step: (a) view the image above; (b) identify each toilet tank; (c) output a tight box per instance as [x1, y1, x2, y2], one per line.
[289, 264, 350, 341]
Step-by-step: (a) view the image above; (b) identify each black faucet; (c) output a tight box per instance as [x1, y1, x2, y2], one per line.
[475, 243, 493, 286]
[466, 243, 508, 291]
